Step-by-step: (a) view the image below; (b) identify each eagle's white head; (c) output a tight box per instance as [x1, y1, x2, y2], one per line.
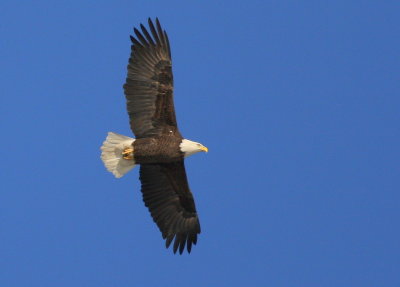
[180, 139, 208, 157]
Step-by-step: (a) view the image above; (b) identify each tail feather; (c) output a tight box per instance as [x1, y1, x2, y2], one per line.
[100, 132, 136, 178]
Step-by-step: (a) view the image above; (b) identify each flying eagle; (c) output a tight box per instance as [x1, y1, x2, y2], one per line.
[100, 18, 208, 254]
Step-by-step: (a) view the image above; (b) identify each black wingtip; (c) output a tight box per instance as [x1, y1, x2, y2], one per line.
[164, 232, 198, 255]
[179, 234, 187, 254]
[156, 18, 163, 34]
[173, 235, 180, 254]
[165, 234, 174, 249]
[148, 18, 154, 30]
[147, 17, 160, 28]
[187, 244, 192, 253]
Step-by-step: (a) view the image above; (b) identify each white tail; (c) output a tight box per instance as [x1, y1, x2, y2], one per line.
[100, 132, 136, 178]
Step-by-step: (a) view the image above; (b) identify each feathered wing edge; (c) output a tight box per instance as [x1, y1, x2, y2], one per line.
[124, 18, 176, 138]
[139, 162, 201, 254]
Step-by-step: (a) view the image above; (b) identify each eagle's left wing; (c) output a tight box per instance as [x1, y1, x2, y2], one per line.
[139, 161, 201, 254]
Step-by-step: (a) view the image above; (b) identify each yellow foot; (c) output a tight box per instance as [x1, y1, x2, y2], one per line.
[122, 148, 134, 160]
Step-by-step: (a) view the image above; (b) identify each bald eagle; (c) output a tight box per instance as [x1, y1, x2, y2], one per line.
[100, 18, 207, 254]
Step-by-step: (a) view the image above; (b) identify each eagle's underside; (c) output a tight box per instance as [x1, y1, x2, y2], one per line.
[100, 18, 207, 254]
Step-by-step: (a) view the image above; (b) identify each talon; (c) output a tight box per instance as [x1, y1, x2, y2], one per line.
[122, 148, 134, 159]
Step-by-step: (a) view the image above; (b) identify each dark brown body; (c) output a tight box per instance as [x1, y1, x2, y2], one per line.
[133, 134, 183, 164]
[122, 18, 201, 254]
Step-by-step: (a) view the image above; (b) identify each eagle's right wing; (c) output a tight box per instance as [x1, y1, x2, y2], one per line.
[139, 161, 201, 254]
[124, 18, 178, 138]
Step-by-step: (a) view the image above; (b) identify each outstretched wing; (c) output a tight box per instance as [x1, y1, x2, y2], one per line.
[124, 18, 177, 138]
[139, 161, 201, 254]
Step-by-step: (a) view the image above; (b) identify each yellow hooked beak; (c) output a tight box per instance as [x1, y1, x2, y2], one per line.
[200, 146, 208, 153]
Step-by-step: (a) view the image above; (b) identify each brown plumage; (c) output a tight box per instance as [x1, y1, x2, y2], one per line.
[124, 18, 175, 138]
[101, 18, 207, 254]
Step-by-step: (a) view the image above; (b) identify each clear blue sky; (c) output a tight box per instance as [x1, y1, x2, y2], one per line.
[1, 1, 399, 286]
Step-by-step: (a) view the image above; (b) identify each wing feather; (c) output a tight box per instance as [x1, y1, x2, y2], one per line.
[140, 24, 156, 46]
[148, 19, 162, 47]
[124, 18, 177, 138]
[139, 161, 201, 254]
